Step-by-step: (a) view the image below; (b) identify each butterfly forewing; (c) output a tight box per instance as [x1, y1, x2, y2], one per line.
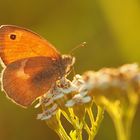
[0, 25, 60, 66]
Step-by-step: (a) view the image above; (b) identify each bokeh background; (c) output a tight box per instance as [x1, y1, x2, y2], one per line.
[0, 0, 140, 140]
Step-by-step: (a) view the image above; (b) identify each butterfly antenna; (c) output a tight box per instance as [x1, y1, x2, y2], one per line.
[69, 41, 87, 56]
[69, 42, 87, 77]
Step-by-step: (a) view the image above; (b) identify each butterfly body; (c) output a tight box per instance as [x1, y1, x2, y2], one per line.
[0, 25, 74, 107]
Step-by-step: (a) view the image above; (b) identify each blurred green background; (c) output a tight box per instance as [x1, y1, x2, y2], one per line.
[0, 0, 140, 140]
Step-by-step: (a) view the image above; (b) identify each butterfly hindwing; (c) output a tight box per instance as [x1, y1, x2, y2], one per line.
[1, 56, 62, 107]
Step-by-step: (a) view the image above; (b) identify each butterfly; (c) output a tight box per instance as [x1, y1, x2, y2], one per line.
[0, 25, 75, 107]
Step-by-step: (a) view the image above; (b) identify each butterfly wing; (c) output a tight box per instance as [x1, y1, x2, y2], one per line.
[1, 56, 62, 107]
[0, 25, 60, 66]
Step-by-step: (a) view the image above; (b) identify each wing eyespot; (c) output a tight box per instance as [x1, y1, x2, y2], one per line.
[10, 34, 17, 40]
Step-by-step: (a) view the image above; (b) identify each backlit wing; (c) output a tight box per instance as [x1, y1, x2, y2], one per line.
[1, 56, 61, 107]
[0, 25, 60, 66]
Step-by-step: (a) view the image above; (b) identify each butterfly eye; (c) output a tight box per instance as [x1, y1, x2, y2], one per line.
[10, 34, 17, 40]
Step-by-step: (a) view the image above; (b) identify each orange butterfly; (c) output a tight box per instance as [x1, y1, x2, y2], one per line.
[0, 25, 75, 107]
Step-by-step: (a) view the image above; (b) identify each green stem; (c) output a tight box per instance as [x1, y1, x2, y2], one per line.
[58, 123, 71, 140]
[56, 111, 71, 140]
[100, 92, 139, 140]
[68, 108, 83, 140]
[55, 129, 66, 140]
[125, 92, 139, 140]
[113, 115, 127, 140]
[94, 106, 104, 135]
[62, 108, 83, 140]
[87, 107, 96, 140]
[87, 107, 95, 123]
[86, 106, 104, 140]
[101, 97, 128, 140]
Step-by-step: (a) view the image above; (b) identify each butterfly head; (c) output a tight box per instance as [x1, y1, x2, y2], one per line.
[61, 55, 75, 76]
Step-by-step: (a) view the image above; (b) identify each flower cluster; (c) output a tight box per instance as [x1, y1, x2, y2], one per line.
[36, 63, 140, 140]
[82, 63, 140, 105]
[36, 75, 92, 120]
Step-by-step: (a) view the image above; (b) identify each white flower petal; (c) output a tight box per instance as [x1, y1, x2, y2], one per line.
[45, 98, 54, 106]
[53, 93, 64, 100]
[37, 113, 44, 120]
[81, 78, 96, 91]
[74, 74, 82, 79]
[34, 102, 42, 108]
[72, 74, 85, 85]
[96, 73, 110, 89]
[73, 94, 82, 99]
[37, 104, 58, 120]
[79, 91, 88, 96]
[65, 100, 75, 107]
[41, 115, 52, 120]
[81, 96, 91, 103]
[37, 112, 52, 120]
[119, 63, 138, 73]
[50, 104, 58, 111]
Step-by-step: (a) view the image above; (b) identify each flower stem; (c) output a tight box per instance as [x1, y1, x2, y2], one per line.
[62, 108, 83, 140]
[94, 106, 104, 135]
[100, 91, 139, 140]
[85, 106, 104, 140]
[57, 123, 71, 140]
[113, 115, 127, 140]
[68, 108, 83, 140]
[49, 110, 71, 140]
[87, 107, 95, 123]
